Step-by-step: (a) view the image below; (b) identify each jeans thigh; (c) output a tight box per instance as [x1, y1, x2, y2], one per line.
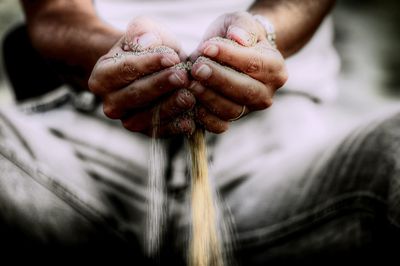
[0, 105, 155, 263]
[219, 110, 400, 264]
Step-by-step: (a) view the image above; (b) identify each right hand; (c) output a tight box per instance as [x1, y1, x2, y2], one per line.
[188, 12, 287, 134]
[88, 17, 196, 137]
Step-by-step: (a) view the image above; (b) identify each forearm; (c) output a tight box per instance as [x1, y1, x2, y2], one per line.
[20, 0, 122, 88]
[249, 0, 335, 58]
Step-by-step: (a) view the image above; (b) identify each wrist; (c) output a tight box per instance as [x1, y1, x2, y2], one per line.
[28, 13, 120, 69]
[27, 13, 121, 90]
[252, 14, 277, 49]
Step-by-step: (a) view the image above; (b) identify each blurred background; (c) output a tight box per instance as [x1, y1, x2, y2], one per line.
[0, 0, 399, 126]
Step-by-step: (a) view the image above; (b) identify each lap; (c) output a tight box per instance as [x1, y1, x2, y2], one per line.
[224, 109, 400, 264]
[1, 94, 399, 264]
[0, 103, 154, 263]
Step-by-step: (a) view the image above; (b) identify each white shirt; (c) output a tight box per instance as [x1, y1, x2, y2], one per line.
[95, 0, 340, 102]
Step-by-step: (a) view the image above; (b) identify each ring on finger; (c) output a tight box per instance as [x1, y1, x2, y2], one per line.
[229, 105, 247, 122]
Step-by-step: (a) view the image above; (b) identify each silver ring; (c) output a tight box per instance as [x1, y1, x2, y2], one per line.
[253, 14, 277, 48]
[229, 105, 247, 122]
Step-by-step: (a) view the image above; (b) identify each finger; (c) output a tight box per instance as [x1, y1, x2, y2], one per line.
[145, 115, 196, 138]
[222, 11, 269, 47]
[191, 57, 273, 111]
[199, 39, 286, 84]
[190, 11, 265, 61]
[123, 17, 185, 57]
[120, 89, 196, 132]
[89, 47, 180, 95]
[103, 68, 189, 119]
[188, 81, 249, 121]
[195, 106, 229, 134]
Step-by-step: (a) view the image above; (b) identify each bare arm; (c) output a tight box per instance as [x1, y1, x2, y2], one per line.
[20, 0, 122, 89]
[21, 0, 195, 137]
[189, 0, 335, 133]
[249, 0, 336, 57]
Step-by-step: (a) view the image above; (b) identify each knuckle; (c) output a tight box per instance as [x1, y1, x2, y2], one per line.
[210, 121, 229, 134]
[171, 117, 194, 135]
[102, 100, 119, 119]
[257, 96, 273, 110]
[145, 53, 165, 72]
[245, 56, 264, 74]
[120, 60, 137, 77]
[275, 70, 288, 88]
[175, 90, 196, 110]
[196, 108, 229, 134]
[88, 77, 99, 93]
[88, 75, 104, 95]
[121, 119, 131, 130]
[242, 84, 258, 103]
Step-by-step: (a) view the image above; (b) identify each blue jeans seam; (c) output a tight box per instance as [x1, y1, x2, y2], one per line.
[0, 144, 131, 244]
[237, 192, 386, 248]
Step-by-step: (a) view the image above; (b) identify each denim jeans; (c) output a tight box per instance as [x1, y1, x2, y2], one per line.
[0, 90, 399, 265]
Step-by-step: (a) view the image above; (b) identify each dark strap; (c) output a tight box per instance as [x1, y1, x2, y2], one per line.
[2, 24, 63, 102]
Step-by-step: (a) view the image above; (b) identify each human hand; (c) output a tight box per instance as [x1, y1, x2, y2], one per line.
[89, 17, 196, 137]
[189, 11, 288, 133]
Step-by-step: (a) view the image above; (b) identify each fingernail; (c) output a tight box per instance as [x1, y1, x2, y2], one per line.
[138, 32, 158, 49]
[195, 64, 212, 80]
[176, 89, 195, 109]
[177, 117, 195, 135]
[189, 82, 205, 94]
[203, 45, 219, 57]
[161, 56, 176, 67]
[169, 73, 184, 86]
[227, 26, 254, 46]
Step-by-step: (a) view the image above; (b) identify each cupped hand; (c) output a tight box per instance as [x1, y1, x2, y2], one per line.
[189, 11, 288, 134]
[89, 17, 196, 137]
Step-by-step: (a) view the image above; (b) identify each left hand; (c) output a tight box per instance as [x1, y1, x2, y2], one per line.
[89, 17, 196, 137]
[189, 11, 288, 134]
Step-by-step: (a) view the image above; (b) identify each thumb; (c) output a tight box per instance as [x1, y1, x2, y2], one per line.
[123, 16, 184, 56]
[123, 17, 162, 50]
[225, 12, 265, 47]
[226, 26, 257, 47]
[190, 12, 264, 61]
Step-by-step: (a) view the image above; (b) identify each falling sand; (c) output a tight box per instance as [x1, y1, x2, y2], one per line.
[144, 45, 236, 266]
[188, 129, 224, 266]
[146, 105, 166, 258]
